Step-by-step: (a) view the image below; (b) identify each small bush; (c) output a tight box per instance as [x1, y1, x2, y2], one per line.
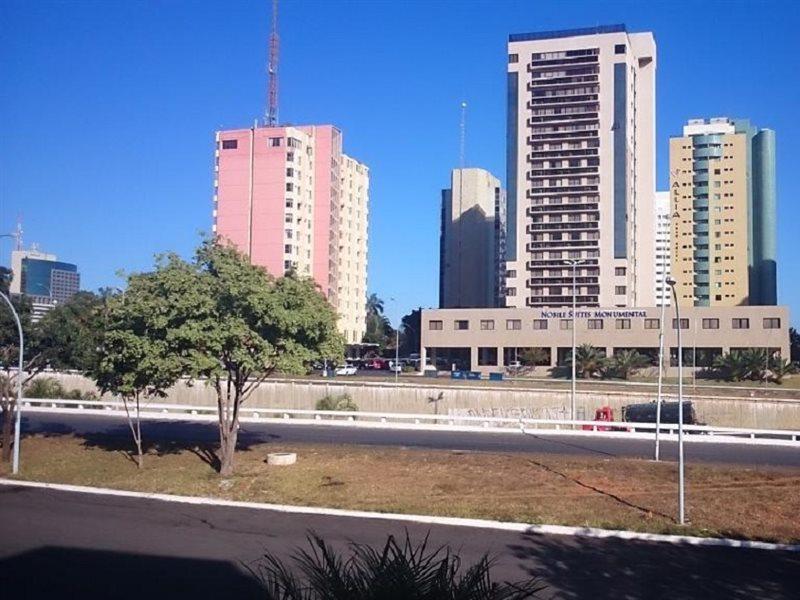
[315, 394, 358, 412]
[251, 531, 545, 599]
[24, 377, 98, 401]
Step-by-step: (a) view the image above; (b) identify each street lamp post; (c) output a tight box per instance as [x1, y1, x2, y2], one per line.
[564, 259, 586, 424]
[667, 277, 686, 525]
[654, 288, 667, 461]
[0, 291, 24, 474]
[389, 297, 399, 384]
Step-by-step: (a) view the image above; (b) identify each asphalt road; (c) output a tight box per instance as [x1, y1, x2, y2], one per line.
[18, 411, 800, 468]
[0, 485, 797, 599]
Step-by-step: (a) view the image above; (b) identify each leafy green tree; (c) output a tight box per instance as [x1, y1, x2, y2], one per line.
[713, 349, 768, 382]
[154, 240, 344, 476]
[36, 291, 105, 373]
[93, 283, 184, 468]
[251, 532, 545, 600]
[399, 308, 421, 357]
[366, 293, 385, 317]
[609, 350, 649, 380]
[572, 344, 607, 379]
[790, 327, 800, 363]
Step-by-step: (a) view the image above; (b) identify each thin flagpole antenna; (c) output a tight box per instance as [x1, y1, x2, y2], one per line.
[459, 101, 467, 168]
[266, 0, 280, 126]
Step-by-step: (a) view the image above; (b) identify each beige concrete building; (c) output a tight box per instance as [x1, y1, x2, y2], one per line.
[654, 191, 671, 306]
[439, 168, 506, 308]
[505, 25, 656, 309]
[420, 306, 789, 376]
[669, 118, 777, 307]
[337, 155, 370, 342]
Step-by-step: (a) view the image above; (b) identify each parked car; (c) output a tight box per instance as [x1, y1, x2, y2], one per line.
[335, 364, 358, 376]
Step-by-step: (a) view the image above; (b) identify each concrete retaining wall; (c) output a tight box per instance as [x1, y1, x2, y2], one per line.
[34, 372, 800, 430]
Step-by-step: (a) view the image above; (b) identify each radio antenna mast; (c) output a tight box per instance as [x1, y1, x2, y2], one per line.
[459, 101, 467, 167]
[266, 0, 280, 126]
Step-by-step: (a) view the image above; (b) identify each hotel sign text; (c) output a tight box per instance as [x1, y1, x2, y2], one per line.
[538, 309, 647, 319]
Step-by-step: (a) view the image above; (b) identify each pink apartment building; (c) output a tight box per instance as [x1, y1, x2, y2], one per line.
[213, 124, 369, 344]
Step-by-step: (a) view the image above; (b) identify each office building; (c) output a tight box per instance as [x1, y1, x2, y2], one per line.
[10, 248, 80, 321]
[420, 305, 789, 376]
[670, 117, 776, 307]
[213, 124, 369, 343]
[505, 24, 656, 308]
[439, 168, 506, 308]
[654, 191, 671, 306]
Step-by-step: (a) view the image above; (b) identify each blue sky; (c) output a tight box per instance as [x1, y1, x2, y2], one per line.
[1, 0, 798, 326]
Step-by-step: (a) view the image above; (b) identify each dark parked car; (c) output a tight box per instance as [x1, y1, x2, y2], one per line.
[622, 401, 702, 427]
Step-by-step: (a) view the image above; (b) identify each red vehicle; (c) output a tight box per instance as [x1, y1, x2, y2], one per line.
[367, 358, 389, 370]
[582, 406, 619, 431]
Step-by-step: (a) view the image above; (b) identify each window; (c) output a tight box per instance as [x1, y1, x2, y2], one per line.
[615, 267, 626, 276]
[672, 318, 689, 330]
[269, 137, 282, 147]
[286, 168, 294, 177]
[506, 319, 521, 330]
[285, 199, 293, 208]
[221, 139, 237, 149]
[615, 286, 626, 295]
[763, 318, 781, 329]
[533, 319, 547, 330]
[616, 318, 631, 330]
[286, 183, 294, 192]
[284, 244, 293, 254]
[455, 320, 469, 330]
[429, 320, 443, 331]
[588, 319, 603, 330]
[287, 137, 302, 148]
[480, 319, 495, 330]
[614, 44, 626, 54]
[478, 347, 498, 366]
[702, 318, 719, 330]
[286, 152, 294, 162]
[560, 319, 572, 330]
[508, 53, 519, 63]
[645, 318, 660, 329]
[732, 318, 750, 330]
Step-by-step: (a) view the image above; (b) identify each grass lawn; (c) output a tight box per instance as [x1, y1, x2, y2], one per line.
[3, 433, 799, 544]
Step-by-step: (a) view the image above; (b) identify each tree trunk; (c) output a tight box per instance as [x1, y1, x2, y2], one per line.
[123, 393, 144, 469]
[1, 398, 12, 464]
[218, 432, 237, 477]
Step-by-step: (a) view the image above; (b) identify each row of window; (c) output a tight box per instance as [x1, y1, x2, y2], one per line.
[429, 317, 781, 332]
[219, 137, 304, 150]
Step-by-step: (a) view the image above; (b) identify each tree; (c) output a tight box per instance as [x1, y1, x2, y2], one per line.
[159, 240, 343, 476]
[92, 284, 184, 468]
[36, 291, 104, 373]
[251, 532, 545, 600]
[713, 349, 768, 382]
[790, 327, 800, 363]
[609, 350, 649, 380]
[366, 293, 385, 317]
[399, 308, 421, 357]
[572, 344, 607, 379]
[0, 293, 77, 463]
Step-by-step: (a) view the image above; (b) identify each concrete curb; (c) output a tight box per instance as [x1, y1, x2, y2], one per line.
[1, 478, 797, 552]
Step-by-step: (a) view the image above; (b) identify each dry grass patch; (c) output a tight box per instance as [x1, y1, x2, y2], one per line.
[4, 433, 799, 543]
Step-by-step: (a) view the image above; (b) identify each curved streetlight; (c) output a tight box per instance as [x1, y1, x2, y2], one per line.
[0, 291, 23, 474]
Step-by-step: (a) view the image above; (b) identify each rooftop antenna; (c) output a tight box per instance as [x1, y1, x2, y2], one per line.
[265, 0, 280, 126]
[459, 101, 467, 167]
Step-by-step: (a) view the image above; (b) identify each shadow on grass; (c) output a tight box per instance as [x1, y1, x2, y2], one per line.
[507, 532, 800, 600]
[21, 417, 276, 474]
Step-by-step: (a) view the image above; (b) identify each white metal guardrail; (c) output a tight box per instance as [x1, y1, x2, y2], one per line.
[18, 397, 800, 446]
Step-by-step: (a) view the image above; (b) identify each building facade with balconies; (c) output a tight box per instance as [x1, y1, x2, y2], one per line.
[213, 124, 369, 343]
[504, 25, 656, 309]
[669, 117, 776, 307]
